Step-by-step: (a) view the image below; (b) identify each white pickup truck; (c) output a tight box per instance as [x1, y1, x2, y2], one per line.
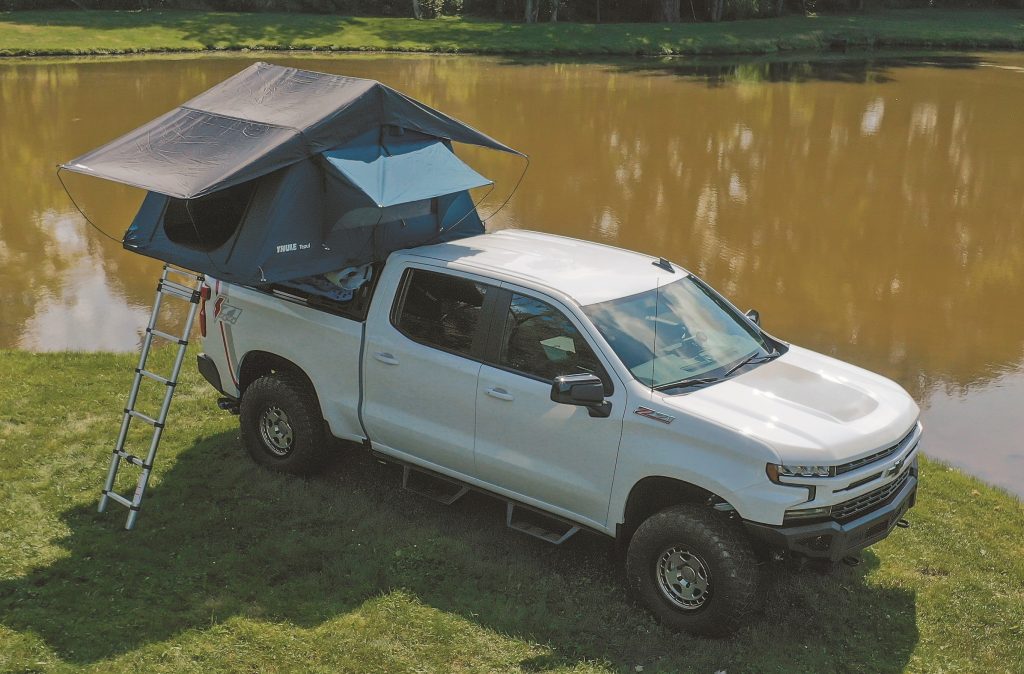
[196, 229, 921, 635]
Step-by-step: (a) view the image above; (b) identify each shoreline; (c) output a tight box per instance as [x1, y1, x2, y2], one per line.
[2, 9, 1024, 58]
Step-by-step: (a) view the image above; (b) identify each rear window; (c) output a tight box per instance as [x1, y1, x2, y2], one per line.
[163, 181, 255, 251]
[392, 268, 491, 358]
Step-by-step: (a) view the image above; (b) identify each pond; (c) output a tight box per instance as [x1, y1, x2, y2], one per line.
[1, 52, 1022, 497]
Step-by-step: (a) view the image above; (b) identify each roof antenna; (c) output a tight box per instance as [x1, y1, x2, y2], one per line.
[653, 257, 675, 273]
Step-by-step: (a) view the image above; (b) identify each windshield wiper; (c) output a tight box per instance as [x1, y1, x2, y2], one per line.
[653, 349, 781, 392]
[722, 349, 780, 378]
[653, 376, 720, 392]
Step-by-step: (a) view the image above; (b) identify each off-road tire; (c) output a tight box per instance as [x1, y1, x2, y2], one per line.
[239, 371, 330, 475]
[625, 504, 760, 637]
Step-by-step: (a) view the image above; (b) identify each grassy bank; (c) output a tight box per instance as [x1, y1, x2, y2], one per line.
[1, 9, 1024, 57]
[0, 348, 1022, 673]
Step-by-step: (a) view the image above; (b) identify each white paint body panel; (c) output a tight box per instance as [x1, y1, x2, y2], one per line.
[361, 262, 486, 476]
[202, 230, 920, 534]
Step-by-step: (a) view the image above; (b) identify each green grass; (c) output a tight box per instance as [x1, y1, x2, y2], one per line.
[0, 349, 1022, 673]
[1, 9, 1024, 57]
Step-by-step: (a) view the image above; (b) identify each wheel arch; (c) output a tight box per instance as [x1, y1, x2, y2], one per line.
[238, 351, 323, 413]
[618, 476, 735, 544]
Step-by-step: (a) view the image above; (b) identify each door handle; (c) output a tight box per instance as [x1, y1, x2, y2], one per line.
[373, 352, 399, 366]
[486, 387, 514, 401]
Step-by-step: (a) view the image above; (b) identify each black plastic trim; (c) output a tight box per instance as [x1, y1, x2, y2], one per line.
[197, 352, 230, 398]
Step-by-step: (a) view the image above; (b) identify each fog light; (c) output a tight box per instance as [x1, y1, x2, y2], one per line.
[785, 505, 832, 520]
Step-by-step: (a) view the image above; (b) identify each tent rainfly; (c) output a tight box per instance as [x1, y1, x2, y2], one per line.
[61, 62, 523, 285]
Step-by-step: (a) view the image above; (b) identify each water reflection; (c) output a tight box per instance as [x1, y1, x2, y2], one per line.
[922, 367, 1024, 497]
[0, 53, 1022, 493]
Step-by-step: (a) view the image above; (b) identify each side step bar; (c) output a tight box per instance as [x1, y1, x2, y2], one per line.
[382, 455, 584, 546]
[506, 503, 580, 545]
[401, 465, 469, 506]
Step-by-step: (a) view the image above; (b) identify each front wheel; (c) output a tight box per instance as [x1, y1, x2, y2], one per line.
[625, 504, 760, 636]
[239, 371, 330, 475]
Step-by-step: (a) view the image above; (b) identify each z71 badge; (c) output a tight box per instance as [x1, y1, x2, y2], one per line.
[634, 406, 675, 424]
[214, 298, 242, 325]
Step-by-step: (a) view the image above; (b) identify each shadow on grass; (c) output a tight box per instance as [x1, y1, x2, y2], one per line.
[0, 430, 919, 670]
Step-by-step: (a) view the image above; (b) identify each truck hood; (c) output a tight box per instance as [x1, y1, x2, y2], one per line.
[660, 345, 920, 464]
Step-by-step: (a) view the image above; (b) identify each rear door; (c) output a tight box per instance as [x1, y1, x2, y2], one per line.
[473, 287, 626, 527]
[362, 265, 497, 477]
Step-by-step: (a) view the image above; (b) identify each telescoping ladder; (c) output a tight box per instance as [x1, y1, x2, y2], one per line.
[99, 265, 205, 530]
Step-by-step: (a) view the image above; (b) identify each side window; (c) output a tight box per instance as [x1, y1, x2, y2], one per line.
[393, 269, 489, 357]
[498, 293, 610, 390]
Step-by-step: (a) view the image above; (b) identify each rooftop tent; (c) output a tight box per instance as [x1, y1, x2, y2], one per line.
[62, 62, 522, 285]
[122, 151, 488, 285]
[323, 133, 492, 208]
[62, 62, 520, 200]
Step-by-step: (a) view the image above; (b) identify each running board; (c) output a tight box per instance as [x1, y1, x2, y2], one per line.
[401, 465, 469, 506]
[506, 503, 580, 545]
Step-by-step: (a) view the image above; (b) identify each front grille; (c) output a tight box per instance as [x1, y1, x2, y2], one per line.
[834, 425, 917, 476]
[832, 468, 912, 523]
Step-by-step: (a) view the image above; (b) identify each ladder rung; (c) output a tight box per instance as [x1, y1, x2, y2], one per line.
[163, 266, 203, 283]
[136, 368, 174, 387]
[102, 490, 138, 510]
[158, 280, 201, 303]
[115, 449, 151, 470]
[147, 327, 188, 346]
[126, 409, 163, 428]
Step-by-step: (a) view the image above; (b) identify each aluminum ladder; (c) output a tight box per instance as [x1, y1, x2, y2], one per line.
[98, 265, 204, 530]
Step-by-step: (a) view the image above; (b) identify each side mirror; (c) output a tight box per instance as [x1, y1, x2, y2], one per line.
[551, 373, 612, 418]
[745, 309, 760, 326]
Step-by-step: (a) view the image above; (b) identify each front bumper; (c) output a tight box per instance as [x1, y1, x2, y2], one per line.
[743, 470, 918, 561]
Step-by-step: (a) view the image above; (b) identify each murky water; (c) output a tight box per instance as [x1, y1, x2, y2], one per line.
[1, 52, 1022, 496]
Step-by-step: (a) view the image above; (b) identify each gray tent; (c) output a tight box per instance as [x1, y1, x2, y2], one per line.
[61, 62, 522, 285]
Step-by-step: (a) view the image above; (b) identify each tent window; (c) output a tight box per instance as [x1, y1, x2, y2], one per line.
[163, 181, 256, 251]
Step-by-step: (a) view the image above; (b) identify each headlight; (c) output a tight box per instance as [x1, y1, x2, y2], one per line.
[766, 463, 835, 482]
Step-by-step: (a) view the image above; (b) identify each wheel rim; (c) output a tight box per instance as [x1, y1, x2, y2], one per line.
[655, 546, 712, 610]
[259, 405, 294, 456]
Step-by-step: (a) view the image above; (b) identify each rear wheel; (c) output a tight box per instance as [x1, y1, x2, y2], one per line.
[239, 371, 330, 474]
[625, 504, 760, 636]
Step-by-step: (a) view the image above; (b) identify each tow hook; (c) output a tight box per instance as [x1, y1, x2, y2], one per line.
[896, 518, 911, 529]
[217, 397, 240, 415]
[842, 556, 862, 567]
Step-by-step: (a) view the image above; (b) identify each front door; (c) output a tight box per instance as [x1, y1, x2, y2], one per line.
[474, 289, 626, 527]
[362, 266, 495, 476]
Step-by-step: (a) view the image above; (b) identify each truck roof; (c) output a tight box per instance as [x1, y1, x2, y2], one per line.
[399, 229, 684, 306]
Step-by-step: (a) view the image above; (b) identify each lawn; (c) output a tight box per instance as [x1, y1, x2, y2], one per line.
[0, 348, 1022, 673]
[1, 9, 1024, 57]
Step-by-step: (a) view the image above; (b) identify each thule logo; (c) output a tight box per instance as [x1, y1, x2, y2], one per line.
[275, 242, 311, 254]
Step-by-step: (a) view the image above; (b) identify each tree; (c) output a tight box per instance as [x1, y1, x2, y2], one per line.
[550, 0, 561, 21]
[706, 0, 724, 22]
[656, 0, 681, 22]
[524, 0, 540, 22]
[412, 0, 423, 19]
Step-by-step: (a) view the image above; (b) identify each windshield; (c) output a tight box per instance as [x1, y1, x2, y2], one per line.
[583, 276, 772, 391]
